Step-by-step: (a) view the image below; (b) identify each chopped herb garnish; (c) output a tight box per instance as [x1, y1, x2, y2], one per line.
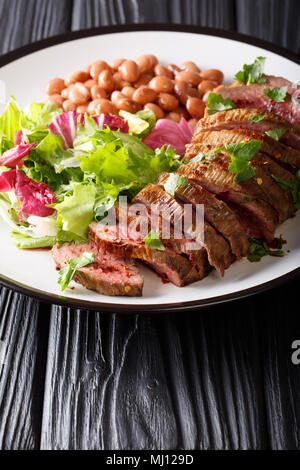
[58, 251, 95, 291]
[263, 86, 288, 102]
[243, 196, 251, 202]
[206, 93, 235, 115]
[272, 175, 300, 209]
[225, 140, 261, 182]
[164, 173, 188, 197]
[250, 114, 267, 122]
[265, 128, 286, 141]
[143, 230, 165, 251]
[235, 57, 267, 85]
[190, 153, 205, 163]
[248, 237, 285, 262]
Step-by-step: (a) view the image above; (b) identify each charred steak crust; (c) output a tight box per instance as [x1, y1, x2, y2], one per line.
[88, 221, 208, 287]
[158, 172, 250, 259]
[133, 183, 233, 276]
[51, 241, 143, 296]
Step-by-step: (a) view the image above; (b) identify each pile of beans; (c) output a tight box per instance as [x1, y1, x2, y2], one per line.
[45, 55, 224, 128]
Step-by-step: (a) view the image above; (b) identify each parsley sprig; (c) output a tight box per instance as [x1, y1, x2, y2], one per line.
[263, 86, 288, 102]
[206, 93, 235, 115]
[58, 251, 96, 291]
[265, 128, 286, 141]
[250, 114, 267, 122]
[223, 140, 262, 182]
[235, 57, 267, 85]
[248, 237, 285, 262]
[143, 230, 165, 251]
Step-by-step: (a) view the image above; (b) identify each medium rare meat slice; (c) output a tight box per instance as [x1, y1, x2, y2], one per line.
[88, 221, 208, 286]
[184, 129, 295, 222]
[198, 108, 300, 151]
[158, 172, 249, 259]
[51, 241, 143, 296]
[133, 183, 233, 276]
[177, 160, 278, 241]
[186, 128, 300, 169]
[214, 75, 300, 125]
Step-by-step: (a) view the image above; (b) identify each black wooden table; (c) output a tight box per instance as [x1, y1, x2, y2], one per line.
[0, 0, 300, 451]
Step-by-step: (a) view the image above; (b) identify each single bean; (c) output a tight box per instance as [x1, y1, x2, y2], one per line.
[157, 93, 179, 111]
[167, 64, 180, 75]
[46, 78, 66, 95]
[174, 106, 189, 119]
[175, 71, 201, 87]
[61, 87, 71, 99]
[63, 100, 77, 112]
[200, 69, 224, 85]
[121, 86, 135, 99]
[110, 58, 125, 70]
[181, 61, 200, 73]
[188, 118, 198, 129]
[166, 112, 181, 123]
[197, 80, 216, 96]
[91, 99, 118, 115]
[134, 73, 154, 88]
[65, 70, 90, 86]
[76, 104, 89, 114]
[132, 86, 157, 105]
[119, 60, 140, 83]
[98, 69, 114, 91]
[90, 60, 110, 79]
[174, 80, 200, 105]
[144, 103, 164, 120]
[202, 90, 211, 102]
[69, 83, 90, 105]
[91, 85, 107, 100]
[186, 97, 205, 119]
[84, 79, 98, 89]
[111, 91, 125, 104]
[115, 97, 139, 113]
[149, 76, 173, 93]
[46, 94, 64, 107]
[84, 64, 92, 74]
[154, 64, 173, 79]
[135, 54, 158, 74]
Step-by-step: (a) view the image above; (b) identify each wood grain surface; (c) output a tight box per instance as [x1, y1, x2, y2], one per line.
[0, 0, 300, 450]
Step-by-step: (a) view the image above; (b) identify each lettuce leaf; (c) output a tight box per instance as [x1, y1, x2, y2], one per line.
[0, 96, 29, 151]
[11, 230, 56, 249]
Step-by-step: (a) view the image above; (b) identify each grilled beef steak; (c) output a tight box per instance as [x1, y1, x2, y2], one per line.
[52, 241, 144, 296]
[158, 172, 250, 259]
[198, 108, 300, 151]
[88, 221, 209, 286]
[214, 75, 300, 125]
[177, 160, 278, 241]
[133, 183, 233, 276]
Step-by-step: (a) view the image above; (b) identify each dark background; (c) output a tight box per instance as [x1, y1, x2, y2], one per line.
[0, 0, 300, 450]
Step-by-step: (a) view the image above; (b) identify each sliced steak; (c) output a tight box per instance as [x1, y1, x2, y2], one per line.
[214, 75, 300, 125]
[158, 172, 249, 259]
[133, 183, 233, 276]
[51, 241, 143, 296]
[184, 130, 295, 222]
[186, 128, 300, 169]
[198, 108, 300, 151]
[177, 160, 278, 241]
[88, 221, 208, 286]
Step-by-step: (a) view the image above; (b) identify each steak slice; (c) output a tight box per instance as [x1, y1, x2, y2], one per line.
[88, 221, 208, 286]
[186, 128, 300, 169]
[158, 172, 249, 259]
[51, 241, 143, 296]
[177, 160, 278, 241]
[214, 75, 300, 125]
[198, 108, 300, 151]
[185, 129, 296, 222]
[133, 183, 233, 276]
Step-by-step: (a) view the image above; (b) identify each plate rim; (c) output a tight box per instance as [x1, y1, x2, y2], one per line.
[0, 23, 299, 312]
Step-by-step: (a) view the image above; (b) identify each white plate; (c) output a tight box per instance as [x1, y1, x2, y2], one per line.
[0, 25, 299, 312]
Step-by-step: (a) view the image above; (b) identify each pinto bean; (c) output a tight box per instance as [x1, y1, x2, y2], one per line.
[167, 64, 180, 75]
[186, 97, 205, 119]
[174, 80, 200, 105]
[46, 78, 66, 95]
[111, 91, 125, 104]
[119, 60, 140, 83]
[154, 64, 173, 79]
[110, 58, 125, 70]
[149, 76, 173, 93]
[98, 69, 114, 91]
[46, 94, 64, 107]
[157, 93, 179, 111]
[90, 60, 110, 79]
[63, 100, 77, 112]
[175, 71, 201, 87]
[89, 99, 118, 115]
[200, 69, 224, 85]
[132, 86, 157, 105]
[69, 83, 90, 105]
[84, 79, 98, 89]
[188, 118, 198, 129]
[135, 54, 158, 74]
[76, 104, 89, 114]
[197, 80, 216, 96]
[91, 85, 107, 100]
[134, 73, 154, 88]
[121, 86, 135, 99]
[181, 61, 200, 73]
[144, 103, 164, 120]
[166, 112, 181, 123]
[65, 71, 90, 86]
